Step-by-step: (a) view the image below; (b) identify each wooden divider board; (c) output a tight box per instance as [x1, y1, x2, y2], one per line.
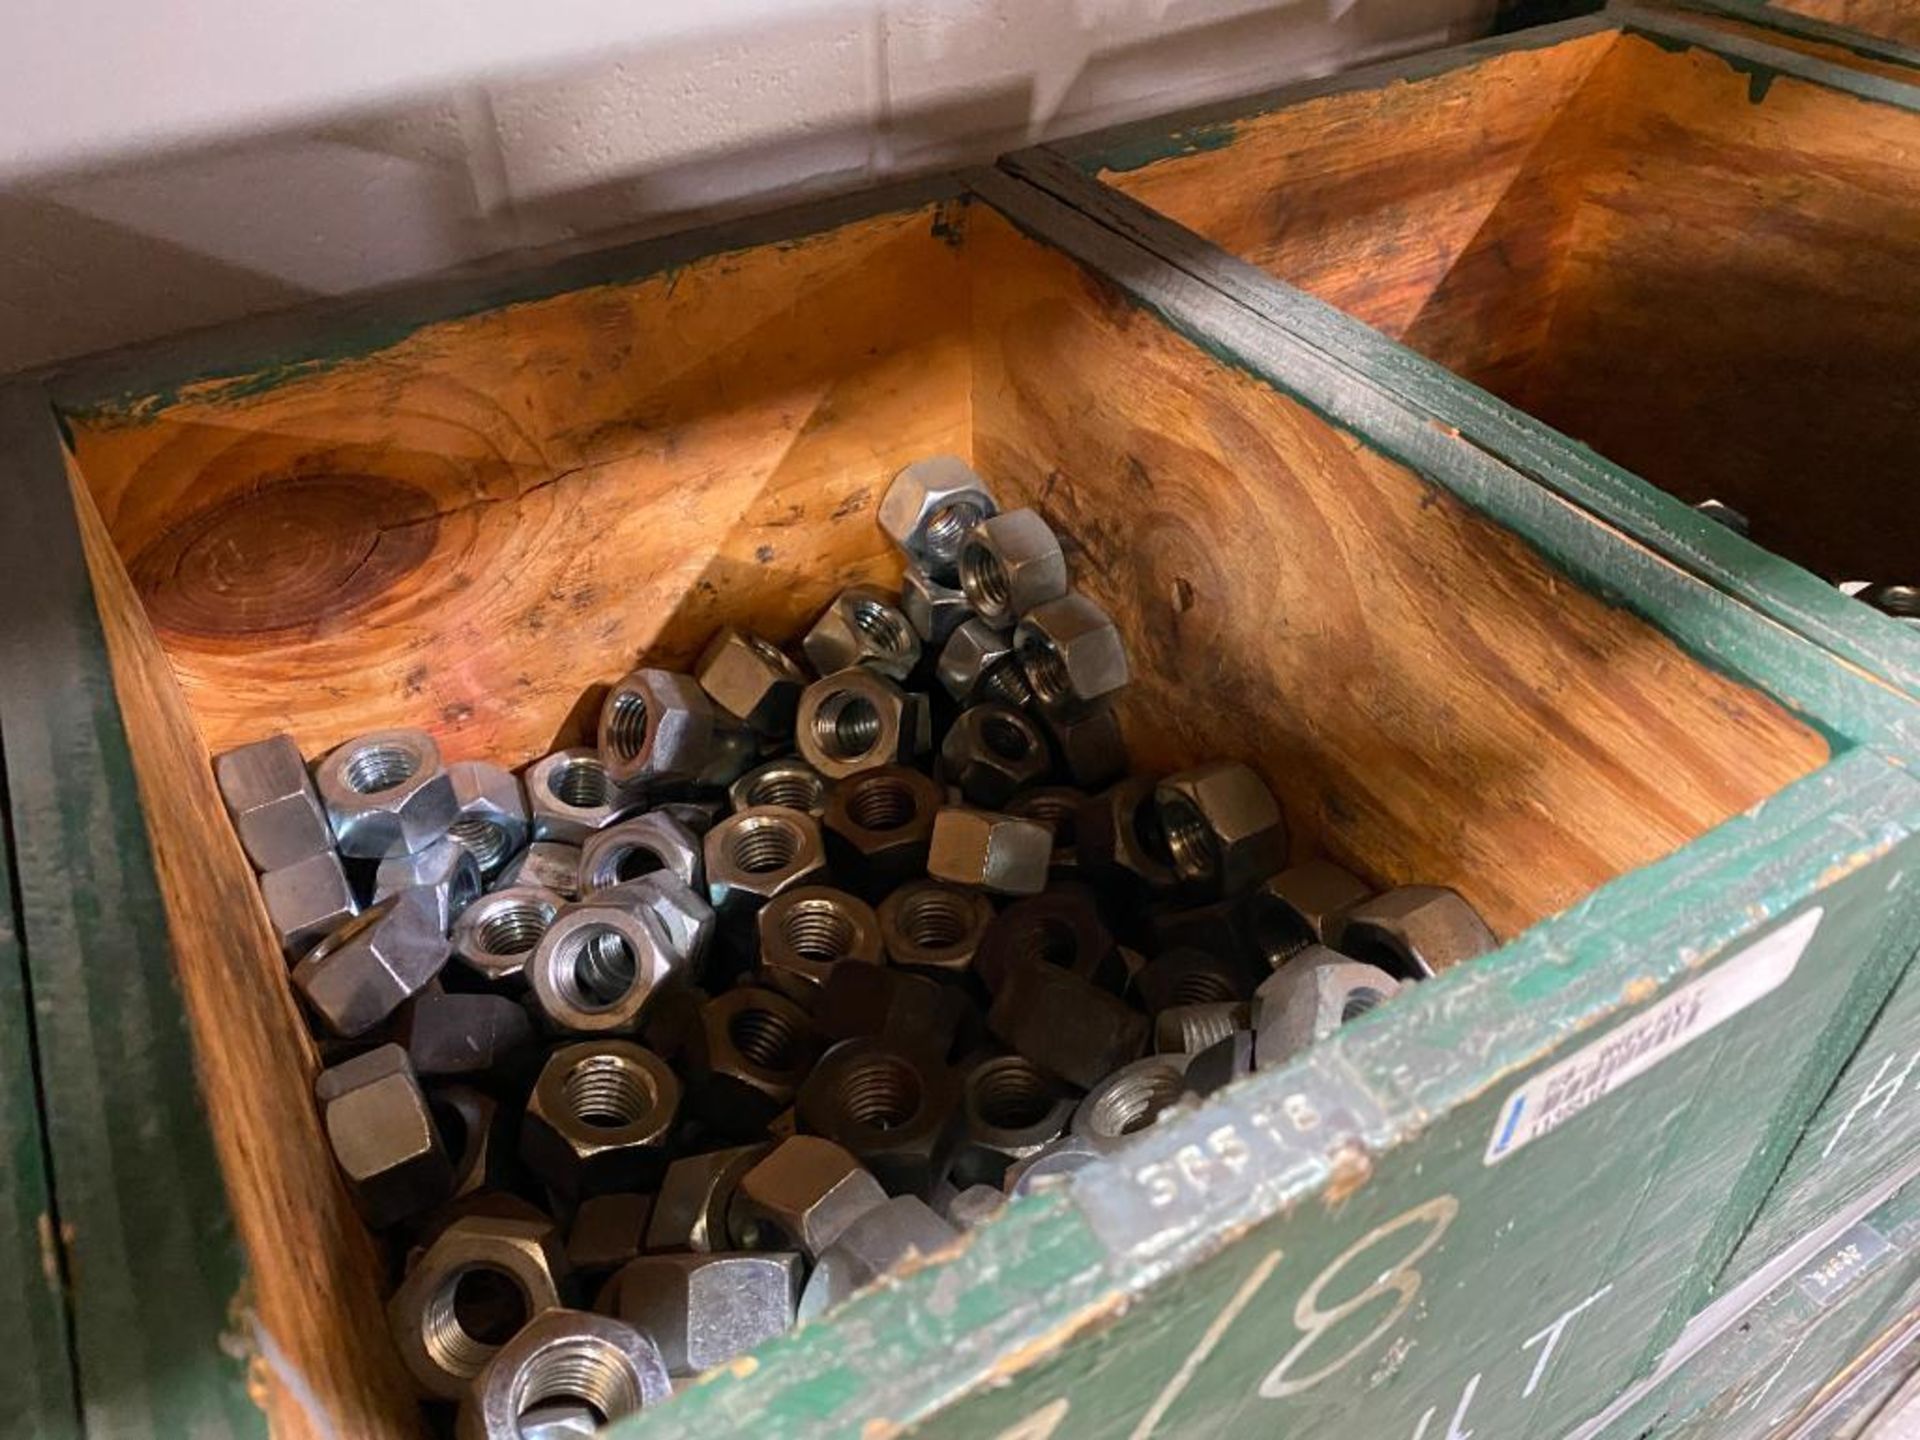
[1775, 0, 1920, 46]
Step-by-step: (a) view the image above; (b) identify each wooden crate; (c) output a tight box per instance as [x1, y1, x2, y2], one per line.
[1010, 11, 1920, 697]
[4, 169, 1920, 1440]
[1642, 0, 1920, 79]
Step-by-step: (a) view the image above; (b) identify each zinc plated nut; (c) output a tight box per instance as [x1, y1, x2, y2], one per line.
[611, 1251, 802, 1379]
[598, 668, 755, 789]
[803, 585, 922, 681]
[1015, 593, 1130, 721]
[900, 565, 971, 646]
[453, 885, 565, 986]
[374, 836, 484, 935]
[525, 749, 640, 846]
[704, 807, 829, 911]
[1072, 1054, 1193, 1151]
[1253, 945, 1402, 1069]
[314, 727, 459, 859]
[795, 668, 922, 779]
[493, 841, 582, 900]
[579, 812, 704, 895]
[521, 1041, 681, 1197]
[458, 1310, 671, 1440]
[529, 903, 680, 1034]
[877, 454, 998, 583]
[594, 872, 717, 974]
[445, 760, 530, 880]
[958, 509, 1068, 628]
[213, 732, 333, 871]
[729, 757, 831, 818]
[877, 880, 994, 976]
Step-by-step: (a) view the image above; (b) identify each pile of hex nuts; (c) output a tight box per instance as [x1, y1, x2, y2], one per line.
[214, 456, 1499, 1437]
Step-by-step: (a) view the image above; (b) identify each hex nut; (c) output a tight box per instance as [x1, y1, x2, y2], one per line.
[214, 732, 332, 871]
[815, 962, 968, 1061]
[595, 873, 717, 974]
[525, 749, 641, 846]
[944, 1184, 1005, 1229]
[388, 1210, 567, 1400]
[958, 509, 1068, 628]
[1240, 861, 1373, 970]
[600, 668, 754, 789]
[1006, 786, 1088, 884]
[259, 850, 358, 955]
[521, 1041, 681, 1197]
[398, 988, 535, 1077]
[758, 886, 883, 992]
[1325, 884, 1497, 979]
[1015, 593, 1130, 720]
[686, 988, 822, 1137]
[611, 1252, 802, 1378]
[430, 1083, 517, 1199]
[1131, 947, 1252, 1014]
[317, 1044, 453, 1228]
[580, 812, 704, 895]
[1854, 582, 1920, 626]
[900, 565, 971, 646]
[975, 887, 1118, 994]
[374, 836, 484, 934]
[1253, 947, 1401, 1068]
[1078, 776, 1177, 897]
[655, 797, 725, 835]
[1154, 762, 1289, 899]
[1072, 1055, 1193, 1151]
[877, 454, 998, 582]
[729, 758, 831, 818]
[940, 704, 1051, 808]
[803, 585, 922, 681]
[1004, 1134, 1101, 1197]
[566, 1192, 655, 1275]
[1183, 1030, 1257, 1099]
[696, 627, 807, 737]
[935, 618, 1033, 707]
[446, 760, 530, 880]
[728, 1135, 888, 1259]
[989, 958, 1148, 1090]
[822, 764, 943, 895]
[1154, 1001, 1250, 1056]
[453, 884, 565, 986]
[515, 1405, 599, 1440]
[704, 807, 829, 912]
[877, 880, 994, 976]
[458, 1310, 670, 1440]
[798, 1193, 958, 1322]
[798, 1037, 960, 1197]
[314, 727, 459, 859]
[529, 903, 680, 1034]
[928, 807, 1052, 896]
[494, 841, 582, 900]
[293, 891, 451, 1038]
[951, 1055, 1075, 1188]
[795, 668, 921, 779]
[646, 1143, 773, 1253]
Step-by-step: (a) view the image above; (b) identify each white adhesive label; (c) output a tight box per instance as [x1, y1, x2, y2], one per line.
[1484, 908, 1822, 1164]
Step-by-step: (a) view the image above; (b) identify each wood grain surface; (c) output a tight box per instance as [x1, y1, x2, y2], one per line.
[1775, 0, 1920, 45]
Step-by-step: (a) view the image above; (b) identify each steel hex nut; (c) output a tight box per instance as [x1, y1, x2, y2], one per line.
[600, 668, 754, 789]
[795, 668, 920, 779]
[647, 1143, 773, 1253]
[453, 884, 564, 986]
[374, 836, 484, 934]
[952, 1055, 1075, 1188]
[397, 989, 534, 1077]
[822, 764, 943, 895]
[900, 564, 971, 646]
[214, 732, 332, 871]
[989, 957, 1148, 1090]
[1078, 776, 1177, 897]
[759, 886, 883, 992]
[612, 1252, 802, 1379]
[696, 627, 807, 737]
[294, 892, 451, 1037]
[798, 1195, 958, 1322]
[388, 1210, 567, 1399]
[529, 903, 680, 1034]
[1241, 861, 1374, 969]
[1015, 593, 1130, 720]
[975, 886, 1117, 993]
[459, 1310, 670, 1440]
[729, 757, 831, 818]
[1325, 884, 1497, 979]
[798, 1038, 960, 1197]
[521, 1041, 681, 1197]
[936, 617, 1033, 707]
[728, 1136, 888, 1258]
[494, 841, 582, 899]
[928, 807, 1052, 896]
[525, 749, 640, 846]
[1154, 761, 1289, 899]
[317, 1044, 453, 1228]
[259, 850, 357, 956]
[704, 807, 828, 911]
[940, 703, 1051, 808]
[803, 585, 922, 681]
[580, 812, 704, 895]
[1253, 946, 1402, 1068]
[686, 988, 822, 1137]
[315, 727, 458, 859]
[878, 880, 994, 977]
[1072, 1054, 1193, 1151]
[1045, 707, 1128, 790]
[958, 509, 1068, 628]
[445, 760, 529, 880]
[877, 455, 997, 582]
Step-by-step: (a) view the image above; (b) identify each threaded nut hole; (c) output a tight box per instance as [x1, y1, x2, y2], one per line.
[549, 755, 613, 811]
[1342, 988, 1388, 1023]
[1158, 798, 1217, 880]
[727, 1006, 804, 1072]
[344, 743, 419, 794]
[845, 775, 921, 831]
[448, 815, 512, 872]
[923, 500, 986, 562]
[960, 539, 1012, 616]
[562, 1054, 657, 1128]
[747, 769, 826, 812]
[604, 690, 649, 763]
[476, 900, 553, 956]
[781, 900, 857, 961]
[1011, 792, 1080, 845]
[849, 599, 915, 658]
[421, 1265, 530, 1378]
[1169, 970, 1238, 1007]
[900, 886, 978, 950]
[1088, 1064, 1185, 1137]
[811, 691, 885, 761]
[556, 927, 639, 1012]
[1016, 633, 1073, 706]
[970, 1058, 1054, 1130]
[980, 714, 1035, 760]
[510, 1336, 644, 1427]
[728, 817, 803, 874]
[837, 1055, 921, 1130]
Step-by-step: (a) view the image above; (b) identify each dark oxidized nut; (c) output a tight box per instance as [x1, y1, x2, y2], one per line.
[815, 963, 968, 1061]
[1072, 1054, 1192, 1151]
[1148, 899, 1244, 962]
[729, 757, 831, 818]
[646, 1143, 773, 1253]
[1131, 947, 1252, 1014]
[935, 618, 1033, 707]
[1153, 1001, 1249, 1055]
[612, 1252, 802, 1378]
[580, 812, 704, 895]
[494, 841, 581, 899]
[1184, 1030, 1257, 1098]
[878, 454, 997, 583]
[1241, 861, 1373, 969]
[696, 627, 806, 737]
[596, 873, 716, 973]
[567, 1192, 655, 1275]
[951, 1054, 1075, 1188]
[878, 880, 994, 976]
[374, 836, 484, 934]
[294, 892, 450, 1037]
[453, 884, 564, 986]
[927, 807, 1051, 896]
[758, 886, 883, 991]
[397, 988, 535, 1076]
[958, 509, 1067, 628]
[1006, 786, 1087, 884]
[900, 565, 970, 646]
[795, 668, 921, 779]
[687, 987, 822, 1137]
[388, 1209, 566, 1399]
[1078, 776, 1177, 898]
[975, 886, 1117, 993]
[315, 727, 458, 859]
[259, 850, 357, 955]
[728, 1135, 888, 1258]
[1852, 582, 1920, 626]
[988, 958, 1147, 1090]
[1046, 706, 1127, 790]
[214, 732, 332, 871]
[798, 1038, 960, 1197]
[529, 903, 680, 1034]
[317, 1044, 453, 1227]
[521, 1041, 680, 1197]
[1016, 593, 1129, 720]
[940, 703, 1051, 808]
[822, 764, 943, 895]
[432, 1083, 517, 1199]
[1254, 946, 1402, 1068]
[600, 669, 754, 789]
[803, 585, 922, 681]
[446, 760, 529, 880]
[526, 749, 640, 846]
[704, 807, 829, 912]
[1005, 1134, 1101, 1197]
[1325, 884, 1496, 979]
[458, 1310, 670, 1440]
[1155, 762, 1288, 900]
[797, 1195, 957, 1321]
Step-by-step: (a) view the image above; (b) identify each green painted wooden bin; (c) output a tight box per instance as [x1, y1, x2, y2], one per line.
[5, 163, 1920, 1440]
[1005, 9, 1920, 700]
[1646, 0, 1920, 79]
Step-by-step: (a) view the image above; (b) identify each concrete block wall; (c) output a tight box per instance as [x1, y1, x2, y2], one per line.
[0, 0, 1493, 373]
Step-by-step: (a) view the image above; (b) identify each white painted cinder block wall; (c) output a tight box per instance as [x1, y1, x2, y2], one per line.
[0, 0, 1494, 374]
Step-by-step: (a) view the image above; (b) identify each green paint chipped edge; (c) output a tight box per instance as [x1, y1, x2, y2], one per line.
[1629, 0, 1920, 73]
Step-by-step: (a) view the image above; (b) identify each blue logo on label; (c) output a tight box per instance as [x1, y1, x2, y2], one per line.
[1491, 1097, 1526, 1156]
